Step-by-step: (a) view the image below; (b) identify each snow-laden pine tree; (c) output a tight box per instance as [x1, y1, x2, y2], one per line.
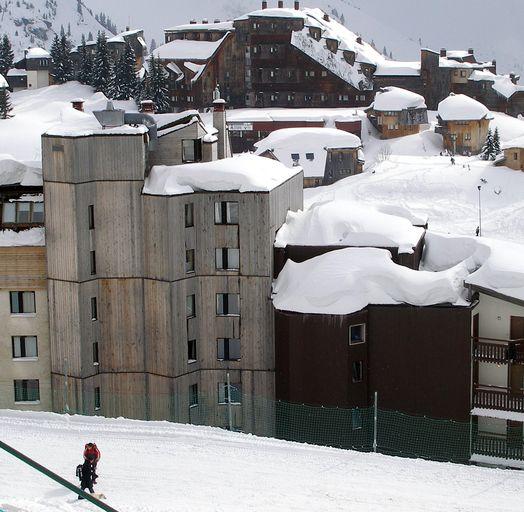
[113, 43, 137, 100]
[0, 35, 15, 78]
[78, 35, 93, 85]
[146, 56, 170, 113]
[50, 34, 74, 84]
[92, 32, 114, 97]
[0, 87, 12, 119]
[481, 129, 495, 160]
[492, 127, 501, 156]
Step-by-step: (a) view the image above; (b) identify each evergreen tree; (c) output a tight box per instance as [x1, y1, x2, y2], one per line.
[141, 56, 170, 113]
[88, 31, 93, 41]
[149, 39, 157, 52]
[0, 87, 12, 119]
[493, 127, 501, 156]
[113, 43, 137, 100]
[78, 35, 93, 85]
[50, 34, 74, 84]
[92, 32, 113, 97]
[481, 128, 495, 160]
[0, 35, 15, 78]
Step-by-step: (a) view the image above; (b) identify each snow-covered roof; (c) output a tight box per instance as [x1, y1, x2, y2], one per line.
[25, 47, 50, 59]
[437, 93, 493, 121]
[502, 134, 524, 149]
[226, 107, 361, 125]
[469, 70, 524, 99]
[0, 74, 7, 88]
[0, 155, 42, 186]
[6, 68, 27, 77]
[184, 61, 206, 82]
[107, 35, 126, 44]
[374, 60, 421, 77]
[439, 56, 492, 69]
[143, 154, 302, 196]
[275, 200, 424, 253]
[423, 232, 524, 305]
[0, 227, 45, 247]
[254, 128, 362, 178]
[166, 21, 234, 32]
[372, 87, 426, 112]
[272, 247, 468, 315]
[153, 110, 201, 130]
[152, 33, 229, 61]
[235, 8, 307, 20]
[446, 50, 471, 59]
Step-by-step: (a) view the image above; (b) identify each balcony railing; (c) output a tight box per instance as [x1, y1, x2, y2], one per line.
[473, 338, 524, 364]
[473, 434, 524, 461]
[473, 386, 524, 412]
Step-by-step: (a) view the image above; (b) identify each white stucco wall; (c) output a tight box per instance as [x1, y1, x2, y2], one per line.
[473, 293, 524, 340]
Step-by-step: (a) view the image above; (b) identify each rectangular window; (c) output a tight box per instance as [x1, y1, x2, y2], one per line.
[14, 379, 40, 402]
[217, 338, 241, 361]
[465, 133, 472, 141]
[94, 387, 101, 410]
[215, 248, 240, 271]
[321, 70, 327, 77]
[93, 342, 99, 365]
[32, 202, 44, 223]
[90, 250, 97, 275]
[515, 152, 519, 160]
[91, 297, 98, 321]
[12, 336, 38, 359]
[185, 249, 195, 273]
[352, 361, 363, 383]
[2, 202, 44, 224]
[88, 205, 95, 230]
[218, 382, 242, 404]
[186, 294, 196, 318]
[189, 383, 198, 407]
[216, 293, 240, 316]
[214, 201, 239, 225]
[2, 202, 15, 223]
[306, 153, 314, 161]
[291, 153, 300, 162]
[17, 202, 31, 223]
[187, 339, 197, 362]
[10, 291, 36, 314]
[184, 203, 194, 227]
[182, 139, 203, 163]
[349, 324, 366, 345]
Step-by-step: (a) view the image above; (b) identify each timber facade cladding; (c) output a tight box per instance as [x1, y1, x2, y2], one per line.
[275, 303, 473, 422]
[42, 131, 303, 433]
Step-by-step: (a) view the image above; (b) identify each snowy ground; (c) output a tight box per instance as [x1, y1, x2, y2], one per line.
[306, 112, 524, 244]
[0, 410, 523, 512]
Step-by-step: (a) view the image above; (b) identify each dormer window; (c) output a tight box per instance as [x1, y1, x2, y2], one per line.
[309, 27, 321, 41]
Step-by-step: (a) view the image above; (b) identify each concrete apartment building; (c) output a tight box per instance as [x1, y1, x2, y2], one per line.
[42, 102, 302, 433]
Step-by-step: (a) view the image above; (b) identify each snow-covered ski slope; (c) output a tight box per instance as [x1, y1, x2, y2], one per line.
[0, 410, 523, 512]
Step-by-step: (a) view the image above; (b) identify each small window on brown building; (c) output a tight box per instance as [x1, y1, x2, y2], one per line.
[185, 203, 194, 227]
[352, 361, 363, 383]
[185, 249, 195, 273]
[349, 324, 366, 344]
[514, 152, 519, 160]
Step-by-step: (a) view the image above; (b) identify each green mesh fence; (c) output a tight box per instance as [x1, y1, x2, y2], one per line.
[54, 389, 523, 465]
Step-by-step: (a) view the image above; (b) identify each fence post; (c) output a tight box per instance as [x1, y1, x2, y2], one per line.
[373, 391, 378, 453]
[64, 357, 70, 414]
[226, 372, 233, 431]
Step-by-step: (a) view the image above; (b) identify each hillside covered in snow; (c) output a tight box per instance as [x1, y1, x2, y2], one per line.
[0, 0, 112, 58]
[1, 410, 523, 511]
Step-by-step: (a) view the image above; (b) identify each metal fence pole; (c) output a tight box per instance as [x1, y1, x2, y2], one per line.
[64, 357, 70, 414]
[226, 372, 233, 431]
[373, 391, 378, 453]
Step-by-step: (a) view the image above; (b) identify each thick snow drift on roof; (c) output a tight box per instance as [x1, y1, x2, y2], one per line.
[236, 8, 307, 20]
[275, 200, 424, 253]
[422, 232, 524, 303]
[167, 20, 234, 32]
[25, 47, 50, 59]
[153, 34, 228, 61]
[272, 247, 468, 315]
[502, 134, 524, 149]
[227, 107, 361, 125]
[438, 93, 492, 121]
[469, 70, 524, 99]
[7, 68, 27, 77]
[438, 56, 492, 69]
[254, 128, 361, 178]
[0, 154, 42, 186]
[143, 154, 302, 196]
[373, 87, 426, 111]
[0, 227, 45, 246]
[153, 110, 201, 130]
[374, 60, 421, 76]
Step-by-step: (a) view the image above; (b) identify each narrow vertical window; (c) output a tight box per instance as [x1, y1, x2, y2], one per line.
[91, 297, 98, 321]
[88, 205, 95, 230]
[90, 250, 97, 275]
[186, 294, 196, 318]
[187, 339, 197, 362]
[189, 383, 199, 407]
[352, 361, 363, 383]
[93, 342, 99, 365]
[185, 203, 194, 227]
[94, 387, 101, 410]
[185, 249, 195, 273]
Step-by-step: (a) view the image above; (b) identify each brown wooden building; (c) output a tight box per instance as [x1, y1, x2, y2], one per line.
[499, 136, 524, 171]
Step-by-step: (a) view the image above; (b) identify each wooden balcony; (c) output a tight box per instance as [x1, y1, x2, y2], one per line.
[473, 386, 524, 413]
[473, 434, 524, 461]
[473, 338, 524, 364]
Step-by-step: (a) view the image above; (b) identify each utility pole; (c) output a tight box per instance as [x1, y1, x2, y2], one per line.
[477, 185, 482, 237]
[373, 391, 378, 453]
[226, 372, 233, 431]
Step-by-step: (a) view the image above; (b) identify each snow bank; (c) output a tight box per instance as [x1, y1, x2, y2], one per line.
[438, 93, 492, 121]
[272, 247, 469, 315]
[153, 34, 228, 61]
[275, 200, 424, 253]
[0, 227, 45, 246]
[143, 154, 302, 196]
[0, 154, 42, 186]
[372, 86, 426, 111]
[254, 128, 361, 178]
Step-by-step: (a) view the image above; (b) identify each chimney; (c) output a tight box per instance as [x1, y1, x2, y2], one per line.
[93, 101, 125, 128]
[125, 25, 130, 31]
[202, 19, 208, 24]
[189, 19, 197, 24]
[140, 100, 156, 114]
[323, 13, 330, 21]
[468, 48, 474, 55]
[212, 85, 231, 160]
[71, 98, 84, 112]
[278, 0, 284, 8]
[356, 36, 362, 44]
[294, 1, 299, 9]
[262, 0, 268, 8]
[214, 19, 221, 23]
[440, 48, 447, 57]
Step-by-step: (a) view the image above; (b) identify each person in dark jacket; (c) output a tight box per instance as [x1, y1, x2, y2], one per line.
[77, 459, 96, 499]
[83, 443, 101, 483]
